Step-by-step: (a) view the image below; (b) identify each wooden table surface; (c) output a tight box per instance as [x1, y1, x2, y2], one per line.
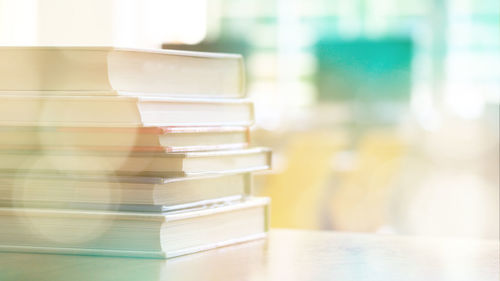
[0, 229, 498, 281]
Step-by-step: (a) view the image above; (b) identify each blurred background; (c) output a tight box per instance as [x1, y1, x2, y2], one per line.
[1, 0, 498, 239]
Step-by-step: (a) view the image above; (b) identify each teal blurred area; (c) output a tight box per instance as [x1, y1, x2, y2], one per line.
[314, 38, 413, 102]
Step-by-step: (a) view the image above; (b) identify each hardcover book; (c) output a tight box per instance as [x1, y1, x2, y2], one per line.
[0, 173, 253, 212]
[0, 47, 245, 99]
[0, 126, 249, 152]
[0, 197, 269, 259]
[0, 96, 254, 127]
[0, 147, 271, 177]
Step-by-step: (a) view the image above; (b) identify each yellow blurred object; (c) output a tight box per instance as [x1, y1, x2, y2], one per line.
[329, 131, 407, 232]
[257, 131, 347, 229]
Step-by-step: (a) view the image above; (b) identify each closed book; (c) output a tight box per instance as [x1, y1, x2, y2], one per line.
[0, 197, 270, 259]
[0, 47, 245, 98]
[0, 147, 271, 177]
[0, 96, 254, 127]
[0, 173, 252, 212]
[0, 126, 249, 152]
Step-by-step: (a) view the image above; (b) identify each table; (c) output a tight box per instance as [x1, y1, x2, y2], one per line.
[0, 229, 498, 281]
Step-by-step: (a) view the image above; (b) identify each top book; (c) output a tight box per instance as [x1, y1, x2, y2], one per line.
[0, 47, 245, 98]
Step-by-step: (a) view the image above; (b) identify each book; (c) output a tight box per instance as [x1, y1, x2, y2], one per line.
[0, 197, 269, 259]
[0, 47, 245, 98]
[0, 173, 252, 212]
[0, 147, 271, 177]
[0, 96, 254, 127]
[0, 126, 249, 152]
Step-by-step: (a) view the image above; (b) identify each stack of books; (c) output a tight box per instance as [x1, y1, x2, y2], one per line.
[0, 47, 271, 258]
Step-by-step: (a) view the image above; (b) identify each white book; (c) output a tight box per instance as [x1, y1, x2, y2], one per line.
[0, 96, 254, 127]
[0, 173, 253, 212]
[0, 197, 270, 259]
[0, 47, 245, 99]
[0, 126, 249, 153]
[0, 147, 271, 177]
